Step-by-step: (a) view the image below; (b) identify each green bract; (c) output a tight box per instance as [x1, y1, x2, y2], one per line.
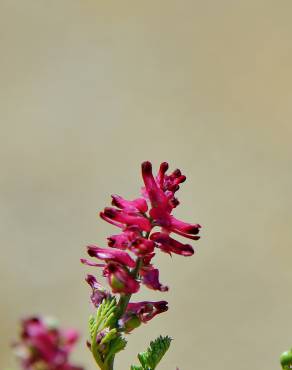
[89, 298, 127, 370]
[131, 335, 172, 370]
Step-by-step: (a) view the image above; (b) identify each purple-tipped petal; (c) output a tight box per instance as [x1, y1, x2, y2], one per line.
[100, 211, 124, 228]
[151, 232, 195, 256]
[170, 216, 201, 235]
[126, 300, 168, 323]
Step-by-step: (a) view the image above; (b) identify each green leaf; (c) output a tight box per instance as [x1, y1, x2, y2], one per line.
[104, 335, 127, 366]
[96, 297, 117, 331]
[88, 297, 129, 370]
[90, 297, 117, 342]
[89, 314, 96, 341]
[110, 335, 127, 354]
[132, 335, 172, 370]
[89, 297, 118, 368]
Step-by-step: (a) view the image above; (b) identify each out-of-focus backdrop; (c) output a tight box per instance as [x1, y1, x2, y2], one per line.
[1, 1, 292, 369]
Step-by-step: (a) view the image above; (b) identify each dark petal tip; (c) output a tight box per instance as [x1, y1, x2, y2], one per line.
[107, 237, 114, 247]
[160, 162, 169, 171]
[188, 225, 201, 234]
[141, 161, 152, 173]
[103, 208, 116, 218]
[87, 247, 96, 257]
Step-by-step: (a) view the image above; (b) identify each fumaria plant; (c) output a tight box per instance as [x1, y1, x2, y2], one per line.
[12, 161, 290, 370]
[80, 161, 201, 370]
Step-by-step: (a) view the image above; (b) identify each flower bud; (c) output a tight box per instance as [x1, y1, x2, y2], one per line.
[280, 350, 292, 368]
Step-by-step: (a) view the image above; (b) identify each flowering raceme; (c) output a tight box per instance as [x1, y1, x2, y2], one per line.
[81, 161, 201, 370]
[13, 316, 83, 370]
[10, 161, 289, 370]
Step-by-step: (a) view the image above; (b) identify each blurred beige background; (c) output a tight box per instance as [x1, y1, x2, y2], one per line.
[1, 1, 292, 369]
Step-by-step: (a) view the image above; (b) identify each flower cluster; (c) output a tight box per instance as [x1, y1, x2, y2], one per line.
[13, 316, 83, 370]
[82, 161, 201, 332]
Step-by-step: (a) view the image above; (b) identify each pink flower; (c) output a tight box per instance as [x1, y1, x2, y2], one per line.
[141, 161, 171, 214]
[157, 163, 186, 197]
[82, 160, 201, 308]
[86, 245, 136, 268]
[107, 230, 135, 250]
[108, 227, 155, 256]
[125, 300, 168, 323]
[150, 232, 195, 256]
[82, 248, 140, 294]
[140, 268, 168, 292]
[13, 317, 82, 370]
[166, 215, 201, 240]
[111, 194, 148, 213]
[107, 226, 141, 250]
[141, 161, 201, 239]
[129, 238, 155, 256]
[103, 262, 140, 294]
[100, 207, 151, 232]
[85, 274, 110, 307]
[118, 300, 168, 332]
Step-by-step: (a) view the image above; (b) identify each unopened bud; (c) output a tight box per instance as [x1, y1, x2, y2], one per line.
[280, 350, 292, 368]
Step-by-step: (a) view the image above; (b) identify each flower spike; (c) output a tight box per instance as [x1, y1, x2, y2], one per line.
[81, 161, 201, 370]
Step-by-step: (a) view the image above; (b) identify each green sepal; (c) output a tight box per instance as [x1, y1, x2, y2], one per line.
[130, 366, 143, 370]
[131, 335, 172, 370]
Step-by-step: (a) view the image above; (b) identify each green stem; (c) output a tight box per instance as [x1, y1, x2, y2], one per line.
[105, 357, 114, 370]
